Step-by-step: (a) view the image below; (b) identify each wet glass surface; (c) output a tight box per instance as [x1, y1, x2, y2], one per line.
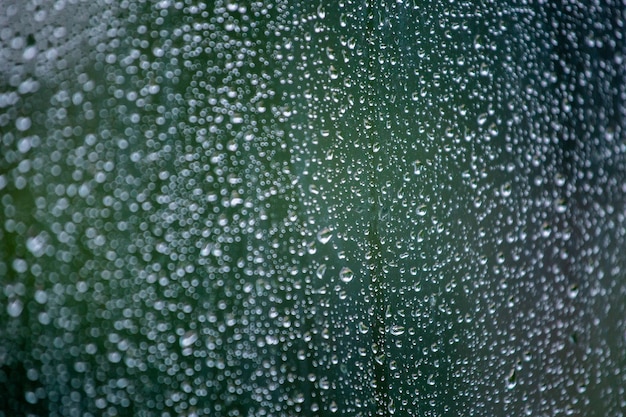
[1, 1, 625, 416]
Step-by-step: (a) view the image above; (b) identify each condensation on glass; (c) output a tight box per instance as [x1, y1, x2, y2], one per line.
[1, 1, 625, 416]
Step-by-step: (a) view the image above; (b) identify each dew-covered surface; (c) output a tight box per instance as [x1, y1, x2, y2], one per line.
[1, 1, 626, 416]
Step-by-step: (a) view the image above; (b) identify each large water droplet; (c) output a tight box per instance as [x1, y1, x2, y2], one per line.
[317, 227, 333, 244]
[339, 267, 354, 283]
[27, 234, 46, 257]
[34, 289, 48, 304]
[390, 325, 405, 336]
[316, 264, 327, 279]
[7, 299, 23, 317]
[180, 331, 198, 348]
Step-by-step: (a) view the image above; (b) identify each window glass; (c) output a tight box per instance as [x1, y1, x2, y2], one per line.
[1, 1, 625, 416]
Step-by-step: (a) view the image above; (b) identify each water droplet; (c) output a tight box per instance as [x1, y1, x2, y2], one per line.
[180, 331, 198, 348]
[339, 267, 354, 283]
[329, 401, 338, 413]
[23, 45, 38, 60]
[390, 325, 405, 336]
[317, 227, 333, 244]
[108, 351, 121, 363]
[317, 4, 326, 19]
[506, 369, 517, 389]
[567, 284, 579, 299]
[34, 289, 48, 304]
[328, 65, 339, 80]
[12, 258, 28, 273]
[474, 34, 483, 49]
[27, 235, 46, 257]
[501, 182, 512, 197]
[316, 264, 327, 279]
[7, 299, 23, 318]
[201, 243, 212, 256]
[16, 117, 31, 132]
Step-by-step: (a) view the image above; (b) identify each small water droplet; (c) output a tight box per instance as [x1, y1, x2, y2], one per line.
[501, 182, 512, 197]
[16, 117, 31, 132]
[358, 322, 369, 334]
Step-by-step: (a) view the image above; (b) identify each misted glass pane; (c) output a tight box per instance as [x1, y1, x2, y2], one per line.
[1, 1, 625, 416]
